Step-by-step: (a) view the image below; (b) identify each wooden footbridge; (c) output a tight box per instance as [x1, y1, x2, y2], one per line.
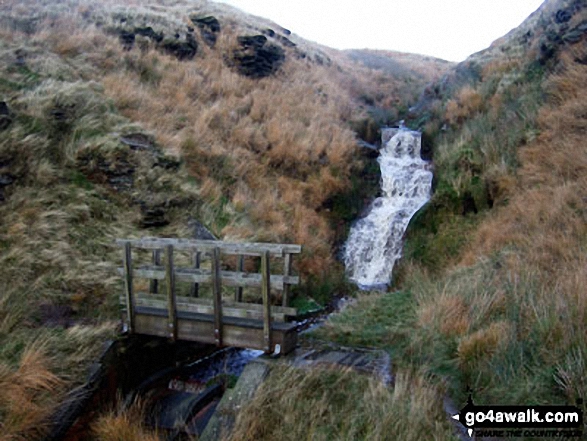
[116, 238, 301, 355]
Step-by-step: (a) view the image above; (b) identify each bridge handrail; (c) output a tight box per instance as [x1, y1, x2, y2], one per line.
[116, 237, 301, 353]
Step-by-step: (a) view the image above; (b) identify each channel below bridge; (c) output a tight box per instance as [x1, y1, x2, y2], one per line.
[116, 238, 301, 354]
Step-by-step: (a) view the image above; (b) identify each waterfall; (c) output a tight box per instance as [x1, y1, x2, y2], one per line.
[344, 128, 432, 289]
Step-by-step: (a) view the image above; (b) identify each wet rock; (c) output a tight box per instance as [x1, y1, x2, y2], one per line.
[161, 33, 198, 60]
[229, 35, 285, 78]
[135, 26, 164, 43]
[189, 219, 217, 240]
[119, 31, 135, 50]
[120, 133, 155, 151]
[0, 101, 12, 131]
[555, 9, 573, 23]
[190, 15, 220, 47]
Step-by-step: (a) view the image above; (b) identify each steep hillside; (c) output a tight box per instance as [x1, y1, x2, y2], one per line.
[321, 0, 587, 423]
[0, 0, 446, 438]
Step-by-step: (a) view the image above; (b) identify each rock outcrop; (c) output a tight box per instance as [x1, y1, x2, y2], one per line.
[228, 35, 285, 78]
[190, 15, 220, 47]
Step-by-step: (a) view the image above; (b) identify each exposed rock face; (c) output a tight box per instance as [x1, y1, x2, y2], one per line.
[140, 204, 169, 228]
[116, 26, 197, 60]
[555, 8, 573, 23]
[161, 33, 198, 60]
[190, 15, 220, 47]
[119, 31, 135, 50]
[229, 35, 285, 78]
[135, 26, 164, 42]
[0, 101, 12, 131]
[77, 152, 135, 192]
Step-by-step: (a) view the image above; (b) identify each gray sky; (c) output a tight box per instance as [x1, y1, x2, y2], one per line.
[216, 0, 545, 61]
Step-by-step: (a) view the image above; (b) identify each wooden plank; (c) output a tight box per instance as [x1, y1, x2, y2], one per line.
[123, 294, 294, 322]
[132, 309, 298, 354]
[190, 251, 201, 297]
[116, 267, 299, 290]
[235, 255, 244, 302]
[261, 250, 272, 353]
[122, 242, 135, 333]
[119, 293, 298, 319]
[212, 247, 222, 347]
[165, 244, 177, 340]
[282, 253, 292, 307]
[116, 238, 301, 256]
[149, 249, 161, 294]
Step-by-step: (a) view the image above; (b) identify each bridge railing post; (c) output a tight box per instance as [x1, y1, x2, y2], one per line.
[150, 249, 161, 294]
[235, 254, 244, 302]
[212, 247, 223, 347]
[282, 253, 292, 307]
[165, 244, 177, 341]
[190, 251, 201, 297]
[261, 250, 272, 353]
[122, 242, 135, 333]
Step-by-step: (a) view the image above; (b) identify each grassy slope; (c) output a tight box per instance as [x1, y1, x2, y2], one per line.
[0, 0, 448, 439]
[317, 0, 587, 429]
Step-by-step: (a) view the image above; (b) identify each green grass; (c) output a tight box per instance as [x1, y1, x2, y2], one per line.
[229, 364, 457, 441]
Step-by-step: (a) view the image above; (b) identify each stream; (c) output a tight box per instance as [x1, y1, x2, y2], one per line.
[344, 128, 432, 289]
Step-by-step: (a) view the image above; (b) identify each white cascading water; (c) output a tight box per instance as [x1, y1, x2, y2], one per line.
[344, 128, 432, 289]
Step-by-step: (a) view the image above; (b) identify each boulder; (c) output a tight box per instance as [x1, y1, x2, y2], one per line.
[229, 35, 285, 78]
[189, 219, 217, 240]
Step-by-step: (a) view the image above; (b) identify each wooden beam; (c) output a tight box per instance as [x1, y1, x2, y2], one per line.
[212, 247, 223, 347]
[121, 294, 297, 322]
[122, 242, 135, 333]
[120, 293, 298, 319]
[116, 267, 299, 290]
[282, 253, 292, 307]
[165, 245, 177, 341]
[116, 238, 301, 256]
[235, 255, 244, 302]
[190, 251, 201, 297]
[261, 250, 272, 353]
[149, 249, 161, 294]
[132, 309, 298, 354]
